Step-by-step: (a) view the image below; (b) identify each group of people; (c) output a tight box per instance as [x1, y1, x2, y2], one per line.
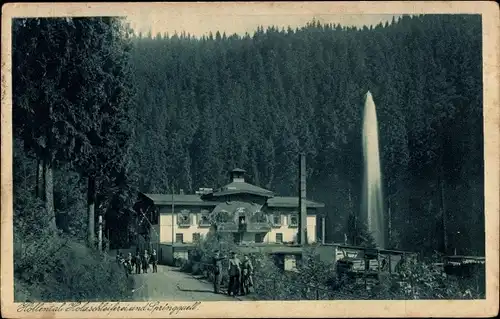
[212, 251, 254, 297]
[116, 249, 158, 276]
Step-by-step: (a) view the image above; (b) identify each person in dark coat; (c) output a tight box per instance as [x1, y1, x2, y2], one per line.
[240, 255, 254, 295]
[150, 249, 158, 273]
[212, 251, 225, 294]
[134, 252, 142, 274]
[142, 250, 150, 273]
[116, 251, 123, 264]
[228, 251, 241, 297]
[124, 253, 133, 276]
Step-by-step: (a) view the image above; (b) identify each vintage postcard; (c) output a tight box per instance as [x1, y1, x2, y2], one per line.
[1, 1, 499, 318]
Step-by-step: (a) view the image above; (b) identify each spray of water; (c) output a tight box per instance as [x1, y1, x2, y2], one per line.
[362, 91, 385, 249]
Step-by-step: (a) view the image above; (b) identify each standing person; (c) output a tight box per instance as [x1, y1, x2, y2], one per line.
[116, 251, 122, 264]
[142, 250, 150, 273]
[212, 251, 225, 294]
[125, 252, 133, 276]
[134, 251, 142, 274]
[240, 255, 254, 295]
[150, 249, 158, 273]
[228, 251, 241, 297]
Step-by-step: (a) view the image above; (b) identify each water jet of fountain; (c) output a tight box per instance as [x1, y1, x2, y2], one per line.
[361, 91, 385, 249]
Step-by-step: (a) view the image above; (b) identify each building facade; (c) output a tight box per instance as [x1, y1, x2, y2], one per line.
[134, 169, 325, 256]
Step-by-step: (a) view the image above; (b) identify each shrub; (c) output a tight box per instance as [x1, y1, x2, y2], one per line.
[335, 259, 485, 300]
[15, 225, 133, 302]
[179, 258, 192, 272]
[15, 233, 133, 301]
[182, 226, 484, 300]
[14, 157, 133, 302]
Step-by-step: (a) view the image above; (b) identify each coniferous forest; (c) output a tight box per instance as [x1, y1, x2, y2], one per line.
[12, 14, 484, 301]
[129, 15, 484, 256]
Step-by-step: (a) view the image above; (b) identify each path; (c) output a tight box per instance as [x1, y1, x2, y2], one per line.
[131, 265, 238, 301]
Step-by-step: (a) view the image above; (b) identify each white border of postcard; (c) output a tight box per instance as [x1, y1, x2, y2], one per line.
[2, 2, 499, 318]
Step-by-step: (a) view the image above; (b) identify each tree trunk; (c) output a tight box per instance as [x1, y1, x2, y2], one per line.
[440, 173, 448, 254]
[43, 157, 57, 231]
[98, 215, 103, 252]
[87, 175, 96, 248]
[35, 159, 44, 199]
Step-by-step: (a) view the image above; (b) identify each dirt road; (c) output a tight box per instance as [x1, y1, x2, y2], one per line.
[130, 265, 238, 301]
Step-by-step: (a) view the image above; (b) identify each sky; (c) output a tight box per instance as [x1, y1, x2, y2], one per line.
[126, 3, 400, 38]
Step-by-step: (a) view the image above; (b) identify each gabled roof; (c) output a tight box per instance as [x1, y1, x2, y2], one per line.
[141, 193, 218, 207]
[204, 181, 274, 198]
[266, 196, 324, 208]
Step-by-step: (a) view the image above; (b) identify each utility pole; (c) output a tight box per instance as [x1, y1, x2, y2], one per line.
[298, 152, 307, 245]
[321, 215, 326, 245]
[171, 183, 175, 245]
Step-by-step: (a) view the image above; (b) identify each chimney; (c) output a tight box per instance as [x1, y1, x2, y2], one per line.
[298, 153, 308, 245]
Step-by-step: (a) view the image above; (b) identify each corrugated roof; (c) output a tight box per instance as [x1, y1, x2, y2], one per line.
[210, 181, 274, 198]
[142, 193, 218, 206]
[267, 196, 324, 208]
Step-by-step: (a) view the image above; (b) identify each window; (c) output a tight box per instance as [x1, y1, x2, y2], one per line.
[199, 210, 211, 227]
[276, 233, 283, 243]
[289, 214, 298, 227]
[272, 214, 281, 227]
[175, 233, 184, 243]
[239, 216, 246, 224]
[250, 210, 267, 223]
[178, 210, 191, 227]
[255, 233, 265, 243]
[192, 233, 201, 242]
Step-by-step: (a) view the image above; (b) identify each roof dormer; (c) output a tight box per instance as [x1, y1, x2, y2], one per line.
[230, 168, 246, 183]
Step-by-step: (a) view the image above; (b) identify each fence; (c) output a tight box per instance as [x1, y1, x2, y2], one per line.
[185, 260, 370, 300]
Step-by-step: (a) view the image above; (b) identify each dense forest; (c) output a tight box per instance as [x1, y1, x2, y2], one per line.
[12, 17, 136, 300]
[13, 15, 484, 300]
[129, 15, 483, 256]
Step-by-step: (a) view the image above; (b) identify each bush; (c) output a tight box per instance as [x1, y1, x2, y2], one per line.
[181, 226, 484, 300]
[335, 259, 485, 300]
[179, 258, 192, 272]
[15, 234, 133, 301]
[13, 151, 133, 302]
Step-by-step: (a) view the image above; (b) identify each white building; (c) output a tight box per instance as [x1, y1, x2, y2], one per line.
[133, 168, 325, 265]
